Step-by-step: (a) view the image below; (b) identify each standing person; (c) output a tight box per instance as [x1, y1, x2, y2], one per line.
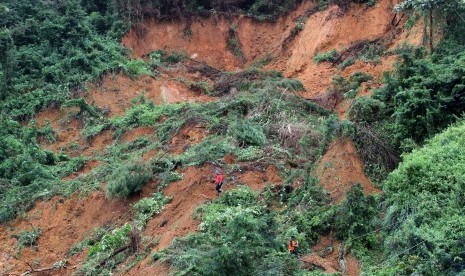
[214, 168, 223, 196]
[288, 236, 299, 257]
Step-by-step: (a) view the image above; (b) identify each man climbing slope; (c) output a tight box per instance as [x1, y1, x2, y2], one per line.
[214, 168, 223, 196]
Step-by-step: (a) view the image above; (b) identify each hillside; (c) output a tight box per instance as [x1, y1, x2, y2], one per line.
[1, 0, 465, 275]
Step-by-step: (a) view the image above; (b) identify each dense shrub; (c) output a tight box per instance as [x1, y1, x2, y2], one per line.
[348, 97, 385, 123]
[106, 159, 153, 198]
[372, 29, 465, 146]
[80, 223, 132, 274]
[133, 192, 171, 229]
[161, 186, 300, 276]
[230, 119, 266, 147]
[114, 0, 304, 22]
[382, 121, 465, 275]
[334, 184, 379, 247]
[0, 0, 129, 119]
[16, 228, 42, 248]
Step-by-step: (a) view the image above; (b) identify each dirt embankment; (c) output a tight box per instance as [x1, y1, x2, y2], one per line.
[0, 191, 134, 275]
[317, 138, 381, 204]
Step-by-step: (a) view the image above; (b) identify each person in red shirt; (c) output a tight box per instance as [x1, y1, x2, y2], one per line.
[288, 236, 299, 257]
[214, 168, 223, 196]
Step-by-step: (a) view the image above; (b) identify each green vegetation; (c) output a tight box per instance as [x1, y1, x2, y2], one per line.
[156, 186, 330, 275]
[114, 0, 305, 22]
[328, 72, 373, 100]
[0, 0, 129, 119]
[379, 121, 465, 275]
[79, 223, 133, 275]
[133, 192, 171, 229]
[227, 24, 245, 62]
[313, 50, 340, 64]
[2, 0, 465, 275]
[343, 3, 465, 274]
[106, 158, 153, 198]
[15, 228, 42, 248]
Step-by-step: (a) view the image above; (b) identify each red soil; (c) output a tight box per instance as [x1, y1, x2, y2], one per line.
[121, 126, 155, 143]
[122, 1, 315, 70]
[169, 124, 209, 155]
[0, 191, 135, 275]
[301, 234, 360, 275]
[86, 73, 212, 118]
[317, 138, 381, 204]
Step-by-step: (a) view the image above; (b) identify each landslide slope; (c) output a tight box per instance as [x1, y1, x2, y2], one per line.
[0, 1, 420, 275]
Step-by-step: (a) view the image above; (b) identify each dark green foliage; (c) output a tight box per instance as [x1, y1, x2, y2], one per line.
[373, 43, 465, 145]
[230, 119, 266, 146]
[115, 0, 304, 22]
[0, 0, 129, 119]
[62, 98, 102, 118]
[335, 184, 379, 247]
[282, 177, 334, 246]
[313, 50, 340, 64]
[348, 97, 385, 123]
[106, 158, 153, 198]
[329, 72, 373, 100]
[0, 0, 138, 222]
[0, 118, 58, 222]
[382, 121, 465, 275]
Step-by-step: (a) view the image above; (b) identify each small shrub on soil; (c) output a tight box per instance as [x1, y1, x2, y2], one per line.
[106, 158, 153, 198]
[16, 228, 42, 248]
[123, 59, 153, 80]
[133, 192, 171, 229]
[313, 50, 340, 63]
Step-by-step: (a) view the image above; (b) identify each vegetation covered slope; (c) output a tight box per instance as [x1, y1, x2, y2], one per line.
[1, 0, 465, 275]
[382, 121, 465, 275]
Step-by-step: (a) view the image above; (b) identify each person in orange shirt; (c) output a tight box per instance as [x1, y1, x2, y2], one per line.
[288, 236, 299, 257]
[214, 168, 223, 196]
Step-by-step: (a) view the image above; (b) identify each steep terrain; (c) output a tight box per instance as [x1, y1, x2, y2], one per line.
[0, 0, 421, 275]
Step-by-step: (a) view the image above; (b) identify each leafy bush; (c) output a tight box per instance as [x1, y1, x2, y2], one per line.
[16, 228, 42, 248]
[80, 223, 132, 275]
[106, 158, 153, 198]
[313, 50, 340, 64]
[372, 41, 465, 145]
[165, 51, 188, 63]
[335, 184, 379, 247]
[162, 186, 296, 275]
[339, 56, 356, 70]
[348, 97, 385, 123]
[230, 119, 266, 147]
[133, 192, 171, 229]
[87, 224, 132, 257]
[123, 59, 153, 79]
